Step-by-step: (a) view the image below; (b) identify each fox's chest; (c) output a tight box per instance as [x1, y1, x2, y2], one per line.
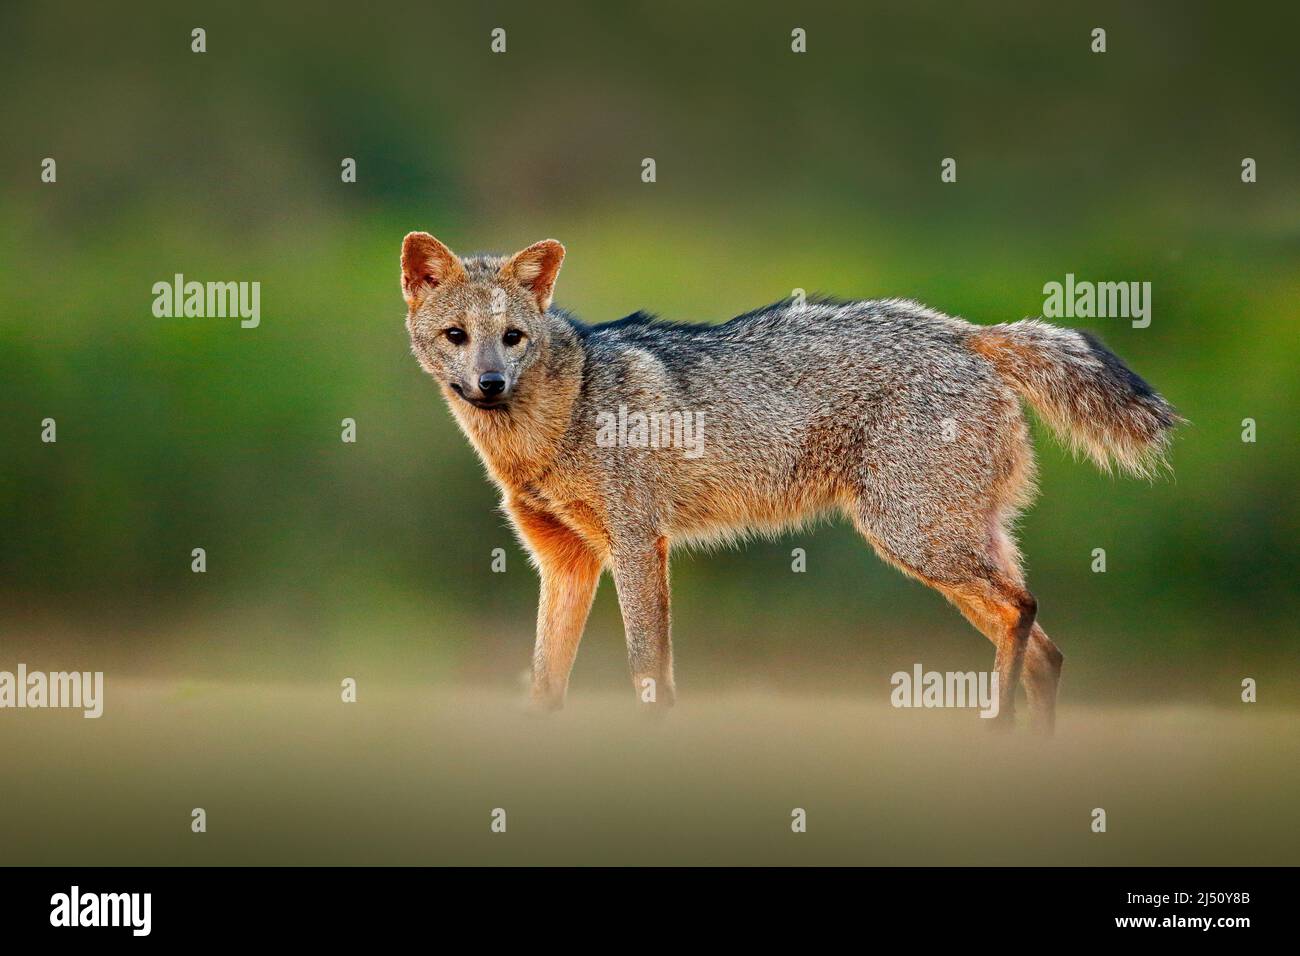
[513, 479, 611, 554]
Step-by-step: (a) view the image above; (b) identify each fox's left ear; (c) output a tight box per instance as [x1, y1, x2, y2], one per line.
[502, 239, 565, 311]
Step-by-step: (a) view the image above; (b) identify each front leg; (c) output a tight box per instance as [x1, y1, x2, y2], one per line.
[610, 535, 675, 709]
[507, 500, 603, 711]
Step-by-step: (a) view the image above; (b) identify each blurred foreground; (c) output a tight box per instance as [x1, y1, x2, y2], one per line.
[4, 680, 1296, 866]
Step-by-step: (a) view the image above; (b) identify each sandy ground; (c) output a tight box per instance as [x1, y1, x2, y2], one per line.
[2, 680, 1297, 866]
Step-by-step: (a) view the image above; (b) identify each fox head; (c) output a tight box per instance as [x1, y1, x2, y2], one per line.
[401, 232, 568, 412]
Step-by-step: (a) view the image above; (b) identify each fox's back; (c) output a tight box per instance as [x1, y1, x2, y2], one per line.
[575, 297, 992, 398]
[564, 298, 1021, 543]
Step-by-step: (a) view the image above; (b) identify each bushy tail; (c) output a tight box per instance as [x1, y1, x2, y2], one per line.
[968, 320, 1184, 477]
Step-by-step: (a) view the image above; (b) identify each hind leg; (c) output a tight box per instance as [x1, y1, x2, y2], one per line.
[852, 503, 1038, 728]
[939, 544, 1063, 732]
[851, 386, 1055, 728]
[935, 573, 1036, 727]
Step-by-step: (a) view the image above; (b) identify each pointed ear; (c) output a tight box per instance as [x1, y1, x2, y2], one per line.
[501, 239, 565, 311]
[401, 232, 467, 308]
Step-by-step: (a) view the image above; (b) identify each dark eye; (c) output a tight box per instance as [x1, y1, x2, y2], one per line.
[444, 328, 467, 345]
[503, 329, 524, 346]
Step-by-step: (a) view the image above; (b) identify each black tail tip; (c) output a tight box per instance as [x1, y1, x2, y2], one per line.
[1078, 329, 1182, 428]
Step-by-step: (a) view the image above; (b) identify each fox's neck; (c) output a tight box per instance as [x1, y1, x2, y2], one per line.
[447, 329, 586, 490]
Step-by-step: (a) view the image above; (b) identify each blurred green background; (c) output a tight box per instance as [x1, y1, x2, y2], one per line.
[3, 0, 1298, 704]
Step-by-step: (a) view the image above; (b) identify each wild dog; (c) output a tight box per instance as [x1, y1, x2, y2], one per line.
[400, 233, 1181, 731]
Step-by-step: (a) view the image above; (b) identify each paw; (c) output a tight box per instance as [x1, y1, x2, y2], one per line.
[523, 691, 565, 715]
[982, 709, 1017, 732]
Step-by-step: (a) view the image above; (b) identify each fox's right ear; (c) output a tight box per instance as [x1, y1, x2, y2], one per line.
[401, 232, 467, 308]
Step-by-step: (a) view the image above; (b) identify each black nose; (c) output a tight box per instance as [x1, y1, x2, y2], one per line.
[478, 371, 506, 396]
